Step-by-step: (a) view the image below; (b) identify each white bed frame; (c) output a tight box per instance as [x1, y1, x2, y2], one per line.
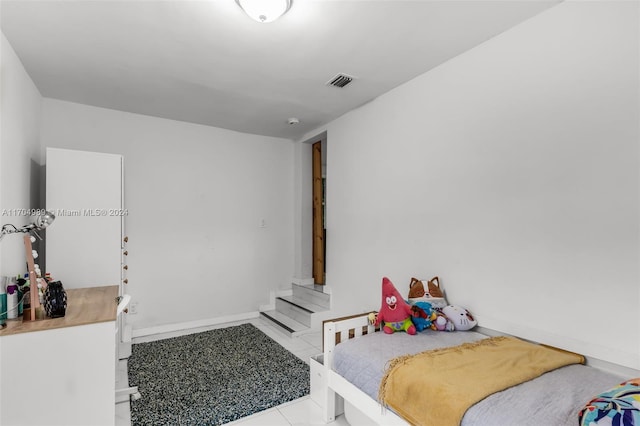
[320, 314, 640, 425]
[321, 313, 408, 425]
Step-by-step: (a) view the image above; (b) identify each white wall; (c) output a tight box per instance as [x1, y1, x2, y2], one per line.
[40, 99, 295, 331]
[0, 33, 43, 276]
[325, 1, 639, 369]
[0, 31, 44, 423]
[293, 140, 313, 282]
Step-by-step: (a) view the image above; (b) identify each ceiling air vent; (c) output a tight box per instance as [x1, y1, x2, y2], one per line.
[326, 73, 355, 88]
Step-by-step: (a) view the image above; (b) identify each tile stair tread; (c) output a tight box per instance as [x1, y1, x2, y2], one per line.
[293, 283, 326, 291]
[292, 283, 330, 297]
[292, 284, 330, 309]
[277, 295, 328, 313]
[260, 310, 308, 333]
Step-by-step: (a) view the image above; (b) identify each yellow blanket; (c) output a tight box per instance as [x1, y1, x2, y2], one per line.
[378, 336, 585, 426]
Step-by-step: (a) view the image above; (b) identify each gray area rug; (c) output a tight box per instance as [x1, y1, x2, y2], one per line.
[128, 323, 310, 425]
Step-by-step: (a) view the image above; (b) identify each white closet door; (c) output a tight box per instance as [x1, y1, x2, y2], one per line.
[46, 148, 123, 289]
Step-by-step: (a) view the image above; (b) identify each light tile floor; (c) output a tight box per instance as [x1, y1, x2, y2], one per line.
[115, 317, 350, 426]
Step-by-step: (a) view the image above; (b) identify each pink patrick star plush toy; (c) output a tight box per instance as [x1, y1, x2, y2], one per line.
[373, 277, 416, 335]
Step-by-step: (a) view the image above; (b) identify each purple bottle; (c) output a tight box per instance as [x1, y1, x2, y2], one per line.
[6, 284, 18, 319]
[7, 284, 19, 319]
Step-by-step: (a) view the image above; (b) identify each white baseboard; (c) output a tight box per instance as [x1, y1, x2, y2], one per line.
[132, 311, 261, 339]
[258, 288, 293, 312]
[259, 290, 276, 311]
[292, 277, 315, 286]
[277, 288, 293, 297]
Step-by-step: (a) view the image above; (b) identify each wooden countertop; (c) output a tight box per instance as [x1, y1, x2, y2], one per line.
[0, 285, 119, 336]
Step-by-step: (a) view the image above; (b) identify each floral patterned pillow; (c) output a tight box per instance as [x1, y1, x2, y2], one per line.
[579, 378, 640, 426]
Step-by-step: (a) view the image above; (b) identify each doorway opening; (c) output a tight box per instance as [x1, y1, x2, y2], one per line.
[312, 140, 325, 285]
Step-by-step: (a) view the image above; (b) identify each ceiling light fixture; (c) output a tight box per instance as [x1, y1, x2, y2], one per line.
[235, 0, 292, 23]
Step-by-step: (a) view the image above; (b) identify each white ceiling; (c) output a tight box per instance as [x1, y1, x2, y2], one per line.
[1, 0, 560, 140]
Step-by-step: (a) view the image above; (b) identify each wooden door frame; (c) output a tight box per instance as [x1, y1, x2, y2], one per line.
[312, 141, 325, 284]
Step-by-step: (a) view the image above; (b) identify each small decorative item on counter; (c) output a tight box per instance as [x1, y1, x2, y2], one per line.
[44, 280, 67, 318]
[35, 306, 45, 320]
[37, 281, 45, 305]
[6, 284, 19, 319]
[16, 276, 29, 312]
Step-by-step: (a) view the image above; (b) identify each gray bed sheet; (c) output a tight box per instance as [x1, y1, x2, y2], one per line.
[332, 329, 624, 426]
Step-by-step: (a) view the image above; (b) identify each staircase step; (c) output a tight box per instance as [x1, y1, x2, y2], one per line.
[292, 283, 330, 309]
[260, 310, 308, 337]
[276, 296, 328, 327]
[278, 295, 328, 314]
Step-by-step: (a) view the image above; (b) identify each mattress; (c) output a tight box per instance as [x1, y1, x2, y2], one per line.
[332, 329, 624, 426]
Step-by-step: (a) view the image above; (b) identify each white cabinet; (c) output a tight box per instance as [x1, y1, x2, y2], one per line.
[45, 148, 130, 359]
[1, 323, 116, 425]
[45, 147, 124, 289]
[0, 286, 118, 426]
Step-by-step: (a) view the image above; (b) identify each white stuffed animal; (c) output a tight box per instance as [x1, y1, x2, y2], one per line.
[442, 305, 477, 331]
